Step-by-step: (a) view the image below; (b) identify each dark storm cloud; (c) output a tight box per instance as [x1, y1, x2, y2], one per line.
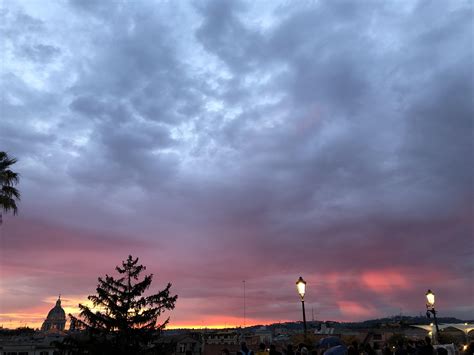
[185, 0, 473, 319]
[1, 0, 472, 325]
[191, 0, 472, 220]
[0, 73, 59, 158]
[3, 8, 61, 64]
[15, 43, 61, 63]
[3, 9, 44, 38]
[195, 0, 264, 73]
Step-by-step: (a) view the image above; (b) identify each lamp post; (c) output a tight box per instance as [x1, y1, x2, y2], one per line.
[425, 289, 440, 344]
[296, 276, 307, 337]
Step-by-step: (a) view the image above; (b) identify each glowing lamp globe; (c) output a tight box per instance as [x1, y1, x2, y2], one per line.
[296, 276, 306, 299]
[426, 289, 435, 307]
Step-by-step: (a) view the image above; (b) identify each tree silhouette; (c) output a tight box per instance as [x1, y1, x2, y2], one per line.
[68, 255, 177, 354]
[0, 151, 20, 223]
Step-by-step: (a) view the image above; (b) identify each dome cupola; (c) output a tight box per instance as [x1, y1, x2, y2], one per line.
[41, 295, 66, 332]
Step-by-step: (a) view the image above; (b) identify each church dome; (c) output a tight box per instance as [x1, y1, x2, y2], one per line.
[41, 296, 66, 331]
[46, 298, 66, 320]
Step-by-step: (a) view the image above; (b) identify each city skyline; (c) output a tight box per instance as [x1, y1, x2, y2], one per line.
[1, 0, 473, 329]
[3, 293, 472, 330]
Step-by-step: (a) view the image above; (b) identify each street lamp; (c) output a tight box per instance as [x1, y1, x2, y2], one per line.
[296, 276, 307, 336]
[425, 289, 440, 344]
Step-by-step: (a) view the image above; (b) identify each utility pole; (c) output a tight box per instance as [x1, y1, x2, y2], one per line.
[243, 280, 246, 329]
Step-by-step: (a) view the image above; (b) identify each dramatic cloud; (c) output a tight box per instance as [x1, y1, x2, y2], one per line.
[0, 0, 472, 328]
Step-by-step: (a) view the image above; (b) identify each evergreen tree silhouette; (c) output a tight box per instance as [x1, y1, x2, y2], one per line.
[67, 255, 177, 354]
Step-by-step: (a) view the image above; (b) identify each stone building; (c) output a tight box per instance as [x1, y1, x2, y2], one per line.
[41, 296, 66, 332]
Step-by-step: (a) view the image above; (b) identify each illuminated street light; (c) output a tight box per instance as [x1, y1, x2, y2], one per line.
[425, 289, 440, 344]
[296, 276, 307, 336]
[296, 276, 306, 299]
[426, 289, 435, 307]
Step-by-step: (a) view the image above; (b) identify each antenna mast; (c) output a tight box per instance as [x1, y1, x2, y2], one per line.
[243, 280, 246, 328]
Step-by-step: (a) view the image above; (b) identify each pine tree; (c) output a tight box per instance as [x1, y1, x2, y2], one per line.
[68, 255, 178, 354]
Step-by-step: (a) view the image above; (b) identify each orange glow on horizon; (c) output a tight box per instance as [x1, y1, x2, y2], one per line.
[0, 316, 281, 331]
[0, 312, 45, 329]
[0, 295, 94, 330]
[168, 315, 283, 330]
[167, 324, 237, 330]
[1, 295, 280, 330]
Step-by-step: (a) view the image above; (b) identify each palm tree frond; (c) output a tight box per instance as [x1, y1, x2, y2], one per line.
[0, 152, 20, 216]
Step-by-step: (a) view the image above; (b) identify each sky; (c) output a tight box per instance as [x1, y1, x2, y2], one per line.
[0, 0, 473, 329]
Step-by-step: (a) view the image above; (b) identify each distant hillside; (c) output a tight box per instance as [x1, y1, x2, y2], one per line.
[237, 316, 472, 331]
[164, 316, 472, 332]
[337, 316, 470, 329]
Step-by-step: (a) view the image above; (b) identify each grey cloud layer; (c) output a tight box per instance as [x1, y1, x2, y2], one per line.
[1, 0, 472, 320]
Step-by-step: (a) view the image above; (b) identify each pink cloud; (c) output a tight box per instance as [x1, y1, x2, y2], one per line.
[337, 301, 377, 320]
[361, 270, 410, 294]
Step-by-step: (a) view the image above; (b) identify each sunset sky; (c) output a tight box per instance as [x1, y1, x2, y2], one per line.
[0, 0, 473, 329]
